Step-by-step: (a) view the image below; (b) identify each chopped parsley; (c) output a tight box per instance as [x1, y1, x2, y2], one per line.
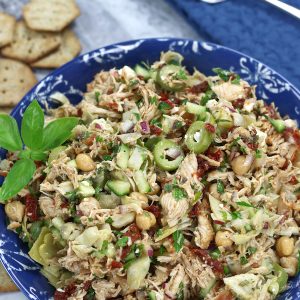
[176, 282, 184, 300]
[173, 230, 184, 253]
[174, 121, 183, 129]
[223, 265, 231, 275]
[247, 246, 257, 255]
[105, 217, 113, 224]
[129, 79, 139, 87]
[133, 113, 141, 121]
[96, 136, 103, 143]
[116, 236, 129, 248]
[150, 118, 162, 128]
[231, 74, 241, 85]
[158, 101, 172, 112]
[230, 211, 242, 220]
[100, 240, 109, 255]
[150, 96, 158, 105]
[255, 149, 262, 158]
[200, 90, 215, 106]
[236, 201, 254, 208]
[240, 256, 248, 265]
[217, 180, 225, 194]
[85, 287, 95, 300]
[175, 69, 188, 80]
[210, 248, 221, 260]
[102, 155, 112, 161]
[164, 183, 173, 192]
[212, 67, 231, 81]
[159, 245, 166, 255]
[124, 244, 144, 269]
[95, 91, 101, 103]
[172, 187, 187, 201]
[156, 228, 163, 236]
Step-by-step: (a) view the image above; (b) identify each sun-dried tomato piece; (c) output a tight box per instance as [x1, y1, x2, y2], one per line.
[145, 205, 161, 219]
[205, 123, 216, 133]
[124, 224, 142, 243]
[25, 194, 39, 221]
[150, 125, 162, 135]
[189, 81, 209, 94]
[54, 283, 77, 300]
[232, 98, 245, 110]
[111, 260, 123, 269]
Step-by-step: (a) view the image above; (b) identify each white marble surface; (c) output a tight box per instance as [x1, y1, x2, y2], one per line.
[0, 0, 198, 299]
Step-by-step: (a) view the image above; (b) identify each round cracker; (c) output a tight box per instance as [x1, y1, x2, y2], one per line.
[1, 21, 61, 63]
[0, 12, 16, 48]
[0, 58, 37, 107]
[23, 0, 80, 32]
[0, 263, 18, 292]
[32, 29, 81, 69]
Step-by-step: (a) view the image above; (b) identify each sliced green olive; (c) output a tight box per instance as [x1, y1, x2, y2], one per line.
[153, 139, 184, 171]
[157, 65, 186, 92]
[273, 263, 288, 292]
[185, 120, 215, 154]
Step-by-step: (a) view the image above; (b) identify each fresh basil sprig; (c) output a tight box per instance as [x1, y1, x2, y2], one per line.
[0, 100, 78, 202]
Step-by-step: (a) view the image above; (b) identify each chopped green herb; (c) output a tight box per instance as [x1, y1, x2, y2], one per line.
[88, 217, 93, 222]
[247, 246, 257, 255]
[173, 230, 184, 253]
[295, 187, 300, 194]
[102, 155, 112, 161]
[217, 180, 225, 194]
[116, 236, 129, 248]
[236, 201, 254, 208]
[200, 90, 215, 106]
[136, 99, 143, 108]
[176, 282, 184, 300]
[100, 240, 109, 255]
[150, 118, 162, 128]
[221, 211, 228, 221]
[113, 230, 122, 237]
[230, 211, 242, 220]
[159, 245, 166, 255]
[181, 98, 188, 105]
[172, 187, 187, 201]
[105, 217, 113, 224]
[231, 74, 241, 85]
[95, 91, 101, 103]
[158, 101, 172, 112]
[164, 183, 173, 192]
[212, 67, 231, 81]
[85, 287, 95, 300]
[194, 191, 202, 202]
[96, 136, 103, 143]
[223, 265, 231, 275]
[210, 248, 221, 260]
[156, 228, 163, 236]
[175, 69, 188, 80]
[174, 121, 183, 129]
[133, 113, 141, 121]
[150, 96, 158, 105]
[240, 256, 248, 265]
[129, 79, 139, 87]
[255, 149, 262, 158]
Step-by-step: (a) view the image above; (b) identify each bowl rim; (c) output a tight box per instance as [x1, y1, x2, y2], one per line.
[3, 37, 300, 298]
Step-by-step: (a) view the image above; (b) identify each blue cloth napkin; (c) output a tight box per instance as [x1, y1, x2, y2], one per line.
[167, 0, 300, 89]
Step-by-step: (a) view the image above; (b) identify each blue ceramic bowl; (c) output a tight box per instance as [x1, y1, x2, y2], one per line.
[1, 38, 300, 300]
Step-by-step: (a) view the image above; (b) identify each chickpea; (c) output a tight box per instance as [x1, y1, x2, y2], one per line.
[75, 153, 95, 172]
[280, 256, 298, 276]
[231, 155, 252, 176]
[215, 231, 233, 248]
[130, 192, 148, 208]
[5, 201, 25, 223]
[136, 211, 156, 231]
[209, 183, 220, 199]
[276, 236, 294, 257]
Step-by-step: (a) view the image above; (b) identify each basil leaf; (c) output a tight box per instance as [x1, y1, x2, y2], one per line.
[21, 100, 44, 150]
[173, 230, 184, 253]
[0, 159, 36, 201]
[41, 117, 78, 150]
[30, 150, 48, 161]
[0, 115, 22, 151]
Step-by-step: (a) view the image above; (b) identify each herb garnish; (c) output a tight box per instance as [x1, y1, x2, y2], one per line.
[173, 230, 184, 253]
[0, 100, 78, 201]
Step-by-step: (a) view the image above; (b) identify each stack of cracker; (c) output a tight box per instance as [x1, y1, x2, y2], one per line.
[0, 0, 81, 114]
[0, 0, 81, 292]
